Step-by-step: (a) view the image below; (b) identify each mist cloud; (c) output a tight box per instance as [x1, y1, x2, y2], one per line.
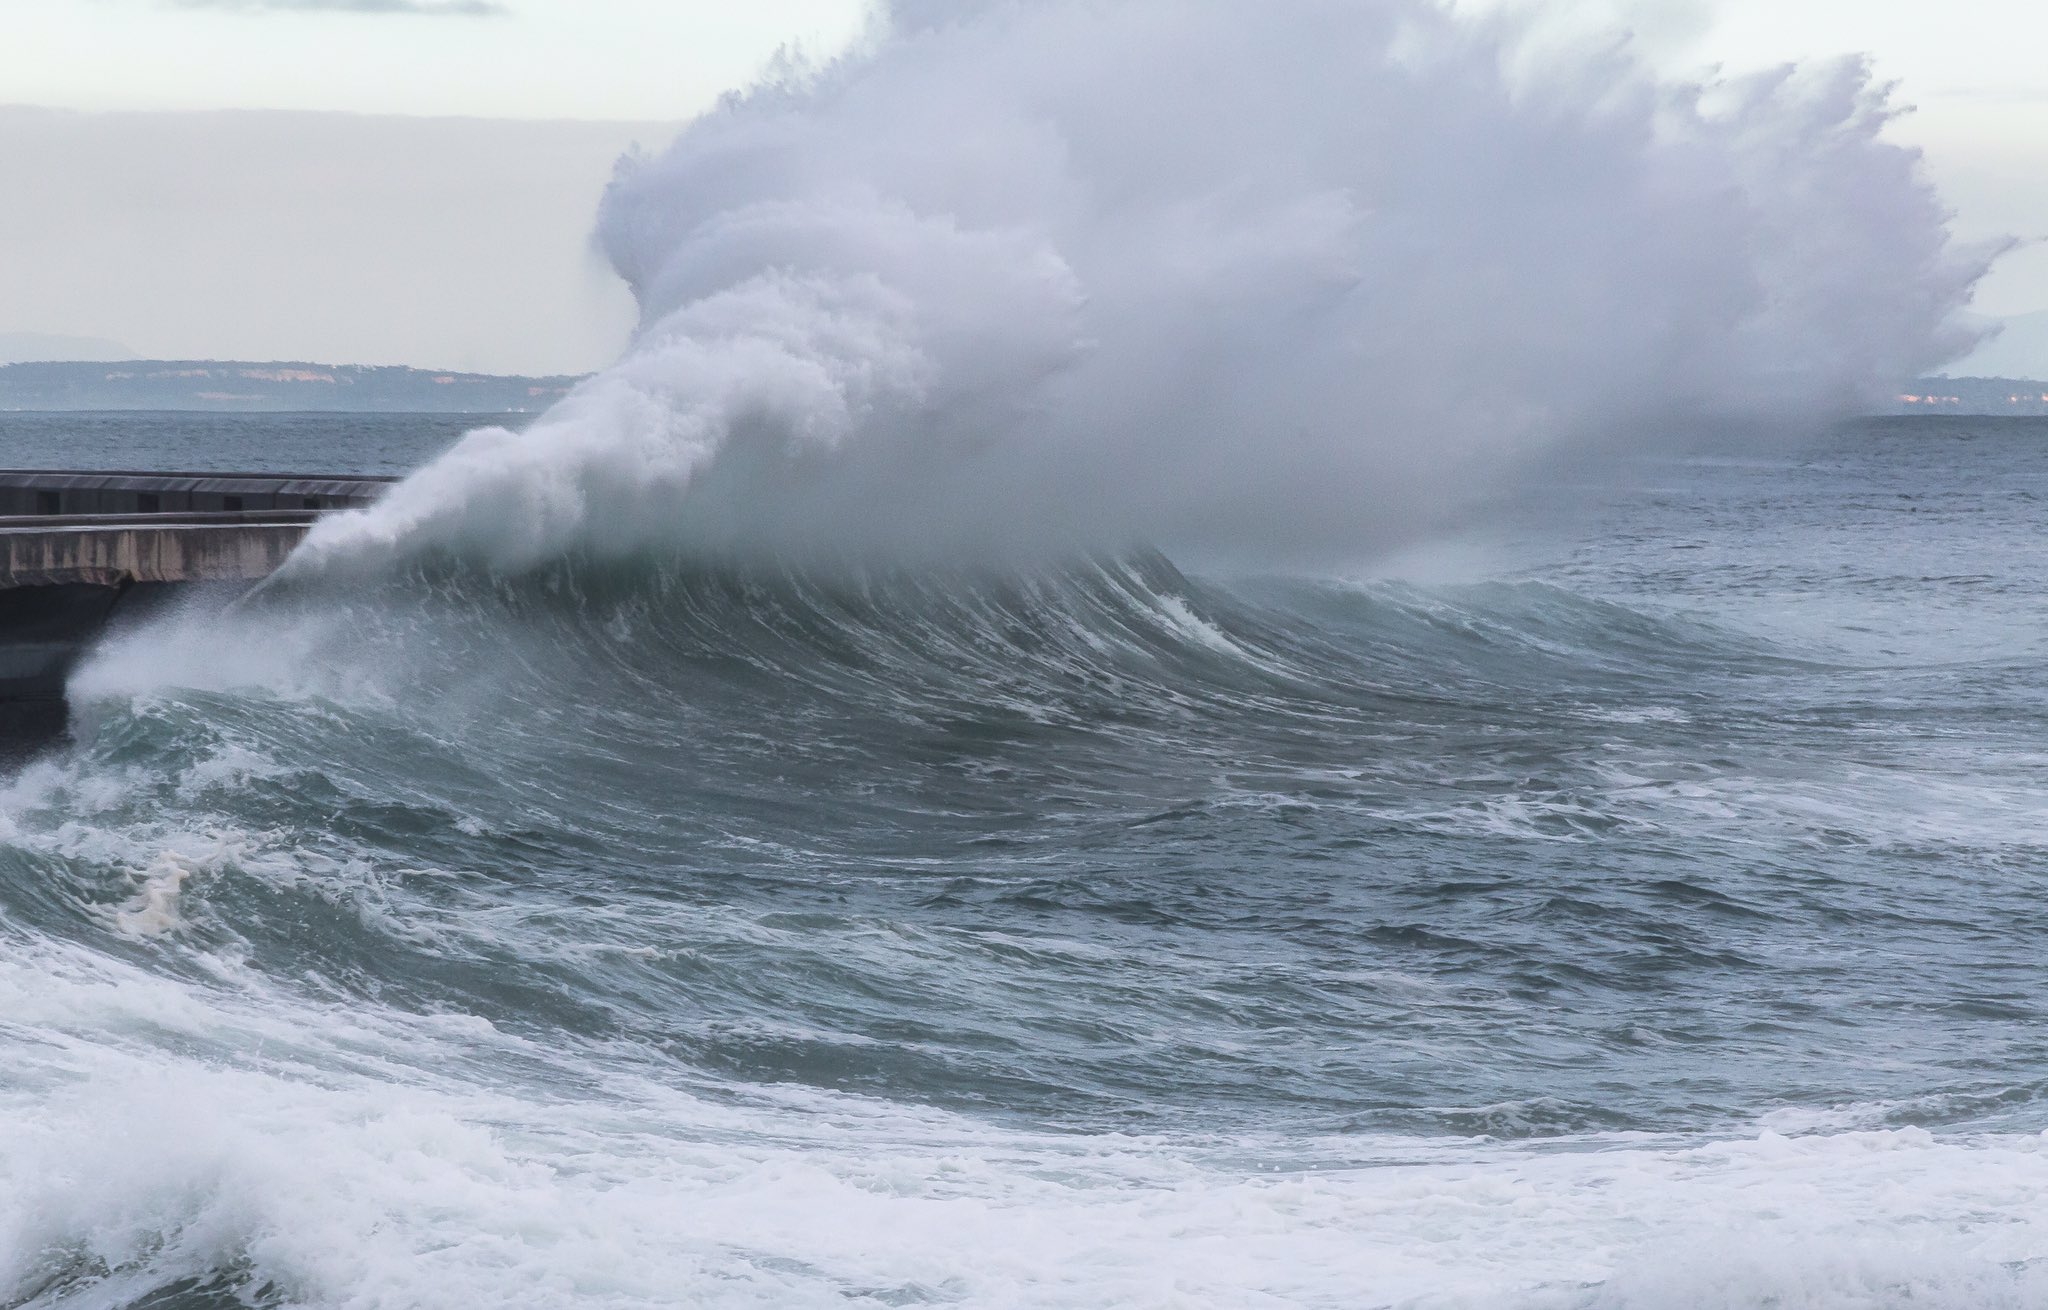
[297, 0, 1993, 576]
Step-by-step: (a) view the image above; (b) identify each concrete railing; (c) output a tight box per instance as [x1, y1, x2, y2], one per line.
[0, 517, 316, 588]
[0, 470, 395, 733]
[0, 469, 394, 519]
[0, 470, 393, 586]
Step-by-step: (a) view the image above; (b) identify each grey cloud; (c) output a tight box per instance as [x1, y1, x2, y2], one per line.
[168, 0, 509, 15]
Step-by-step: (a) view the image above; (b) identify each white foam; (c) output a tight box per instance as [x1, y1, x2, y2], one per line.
[110, 856, 193, 938]
[0, 911, 2041, 1310]
[5, 1025, 2047, 1308]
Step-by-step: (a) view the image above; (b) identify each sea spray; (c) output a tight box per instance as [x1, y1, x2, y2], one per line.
[286, 0, 1990, 576]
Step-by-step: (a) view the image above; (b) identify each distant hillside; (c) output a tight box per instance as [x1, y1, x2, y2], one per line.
[0, 360, 583, 412]
[1888, 376, 2048, 416]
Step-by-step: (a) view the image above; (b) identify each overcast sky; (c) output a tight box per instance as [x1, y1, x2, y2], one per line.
[2, 0, 2043, 373]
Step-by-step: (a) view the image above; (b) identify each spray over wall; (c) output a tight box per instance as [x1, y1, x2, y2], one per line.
[295, 0, 1991, 574]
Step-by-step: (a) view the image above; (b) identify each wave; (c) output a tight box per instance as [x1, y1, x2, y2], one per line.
[0, 546, 2040, 1305]
[61, 553, 2037, 877]
[23, 557, 2034, 1107]
[74, 551, 1772, 741]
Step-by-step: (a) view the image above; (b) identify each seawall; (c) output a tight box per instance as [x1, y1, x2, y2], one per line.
[0, 470, 392, 747]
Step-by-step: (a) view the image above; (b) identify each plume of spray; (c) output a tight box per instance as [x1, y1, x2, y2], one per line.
[293, 0, 1992, 576]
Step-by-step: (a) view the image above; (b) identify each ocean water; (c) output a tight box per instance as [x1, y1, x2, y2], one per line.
[0, 411, 2046, 1307]
[0, 411, 481, 479]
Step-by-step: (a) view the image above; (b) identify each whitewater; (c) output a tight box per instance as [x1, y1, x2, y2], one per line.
[5, 0, 2045, 1305]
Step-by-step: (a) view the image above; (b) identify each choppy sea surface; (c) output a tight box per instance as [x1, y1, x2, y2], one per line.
[0, 411, 2045, 1308]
